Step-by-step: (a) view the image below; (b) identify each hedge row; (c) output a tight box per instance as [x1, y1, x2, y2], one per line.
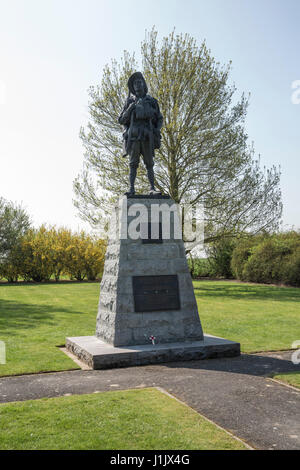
[231, 231, 300, 286]
[188, 231, 300, 286]
[188, 239, 235, 279]
[0, 226, 106, 282]
[188, 257, 213, 278]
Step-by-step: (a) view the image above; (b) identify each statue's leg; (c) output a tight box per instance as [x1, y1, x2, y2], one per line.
[127, 141, 140, 195]
[142, 141, 161, 195]
[147, 166, 155, 191]
[129, 165, 137, 194]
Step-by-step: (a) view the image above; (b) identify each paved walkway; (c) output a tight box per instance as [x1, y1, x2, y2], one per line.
[0, 351, 299, 450]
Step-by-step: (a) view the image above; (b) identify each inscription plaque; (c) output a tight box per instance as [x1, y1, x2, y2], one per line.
[132, 275, 180, 312]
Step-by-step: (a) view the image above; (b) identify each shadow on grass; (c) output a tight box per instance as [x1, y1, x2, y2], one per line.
[193, 281, 300, 302]
[0, 298, 86, 336]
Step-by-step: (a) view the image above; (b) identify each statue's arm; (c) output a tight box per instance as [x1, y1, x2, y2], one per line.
[153, 100, 163, 132]
[118, 98, 135, 126]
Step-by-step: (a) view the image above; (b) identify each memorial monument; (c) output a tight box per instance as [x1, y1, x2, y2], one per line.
[66, 72, 240, 368]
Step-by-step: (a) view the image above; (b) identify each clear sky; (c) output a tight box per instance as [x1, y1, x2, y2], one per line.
[0, 0, 299, 231]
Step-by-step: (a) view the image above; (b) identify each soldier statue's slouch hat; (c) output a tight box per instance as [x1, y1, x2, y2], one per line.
[127, 72, 148, 96]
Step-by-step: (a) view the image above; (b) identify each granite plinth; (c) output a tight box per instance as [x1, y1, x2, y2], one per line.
[66, 335, 240, 370]
[96, 196, 204, 346]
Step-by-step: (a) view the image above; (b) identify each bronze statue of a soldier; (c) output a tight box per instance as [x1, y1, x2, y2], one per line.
[119, 72, 163, 196]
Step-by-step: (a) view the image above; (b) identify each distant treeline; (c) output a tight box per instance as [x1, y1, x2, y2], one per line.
[0, 226, 106, 283]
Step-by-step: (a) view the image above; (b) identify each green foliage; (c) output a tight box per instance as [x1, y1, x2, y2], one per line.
[74, 28, 282, 243]
[207, 238, 235, 278]
[188, 257, 212, 278]
[243, 239, 288, 284]
[20, 227, 56, 282]
[189, 239, 236, 279]
[0, 197, 31, 262]
[280, 247, 300, 287]
[0, 226, 106, 283]
[63, 231, 106, 281]
[0, 243, 24, 283]
[231, 237, 259, 280]
[231, 231, 300, 286]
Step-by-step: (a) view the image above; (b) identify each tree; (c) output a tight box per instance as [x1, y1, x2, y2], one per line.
[0, 197, 31, 262]
[74, 28, 282, 243]
[19, 226, 56, 282]
[47, 227, 73, 281]
[64, 231, 106, 281]
[207, 238, 235, 278]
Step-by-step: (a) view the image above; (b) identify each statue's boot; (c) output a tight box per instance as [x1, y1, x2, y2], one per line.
[125, 166, 136, 196]
[147, 167, 161, 195]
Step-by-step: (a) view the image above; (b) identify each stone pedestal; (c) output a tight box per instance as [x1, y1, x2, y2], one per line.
[96, 195, 203, 346]
[66, 195, 240, 368]
[66, 335, 240, 369]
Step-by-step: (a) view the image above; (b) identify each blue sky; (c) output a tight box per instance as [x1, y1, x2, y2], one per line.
[0, 0, 299, 230]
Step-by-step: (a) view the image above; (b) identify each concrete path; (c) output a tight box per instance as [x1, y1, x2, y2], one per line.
[0, 350, 299, 450]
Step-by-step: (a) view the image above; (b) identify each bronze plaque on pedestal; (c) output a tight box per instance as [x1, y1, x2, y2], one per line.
[132, 275, 180, 312]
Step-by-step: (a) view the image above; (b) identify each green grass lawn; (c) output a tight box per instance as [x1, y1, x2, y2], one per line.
[0, 280, 299, 376]
[273, 371, 300, 389]
[0, 282, 97, 376]
[0, 388, 246, 450]
[194, 280, 300, 353]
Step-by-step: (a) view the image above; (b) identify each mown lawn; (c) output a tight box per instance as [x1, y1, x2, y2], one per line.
[0, 280, 299, 376]
[273, 371, 300, 389]
[195, 280, 300, 353]
[0, 388, 247, 450]
[0, 282, 98, 376]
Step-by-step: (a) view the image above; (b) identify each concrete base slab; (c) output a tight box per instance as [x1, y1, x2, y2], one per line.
[66, 335, 240, 369]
